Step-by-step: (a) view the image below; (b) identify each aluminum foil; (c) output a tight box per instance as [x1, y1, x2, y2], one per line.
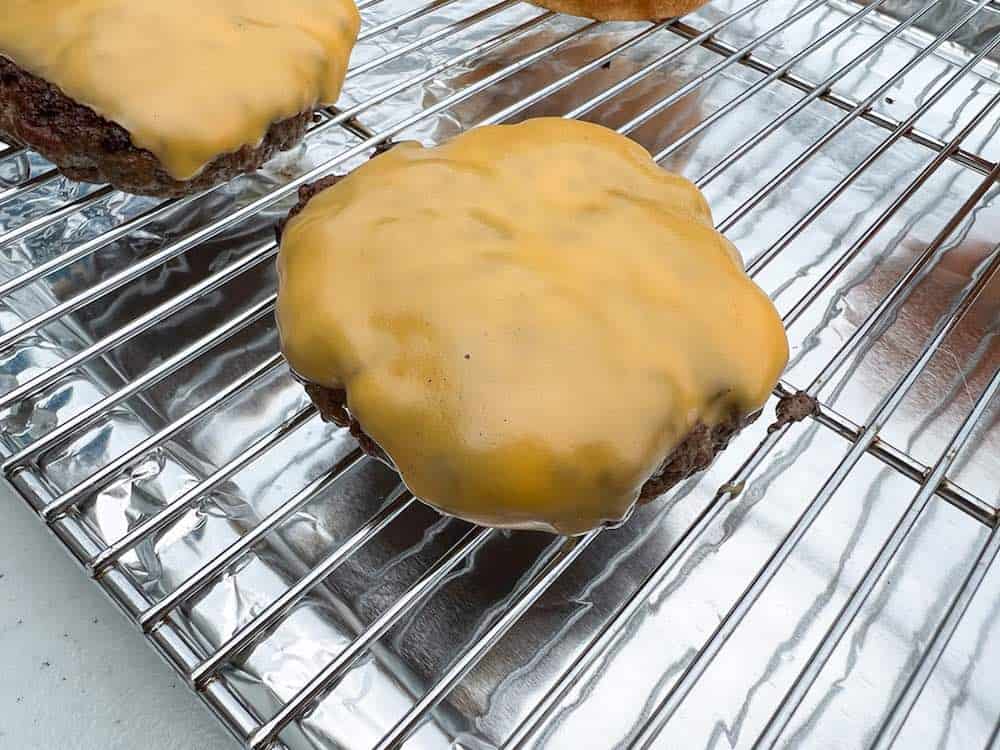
[1, 0, 998, 748]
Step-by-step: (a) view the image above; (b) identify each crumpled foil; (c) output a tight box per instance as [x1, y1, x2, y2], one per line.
[1, 0, 998, 748]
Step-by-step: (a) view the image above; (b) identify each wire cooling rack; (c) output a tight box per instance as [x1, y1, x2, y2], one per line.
[1, 0, 998, 748]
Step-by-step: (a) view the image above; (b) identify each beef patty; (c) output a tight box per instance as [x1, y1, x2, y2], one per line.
[278, 173, 758, 512]
[0, 55, 311, 198]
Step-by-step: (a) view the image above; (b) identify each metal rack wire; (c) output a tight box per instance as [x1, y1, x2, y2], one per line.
[1, 0, 998, 748]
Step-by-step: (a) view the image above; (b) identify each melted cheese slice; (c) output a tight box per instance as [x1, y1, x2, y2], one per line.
[278, 119, 788, 534]
[0, 0, 360, 180]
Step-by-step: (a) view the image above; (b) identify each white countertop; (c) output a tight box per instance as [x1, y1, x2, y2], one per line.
[0, 482, 236, 750]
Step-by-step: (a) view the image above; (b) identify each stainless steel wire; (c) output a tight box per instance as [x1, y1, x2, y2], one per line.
[2, 0, 998, 748]
[138, 447, 369, 631]
[756, 341, 1000, 748]
[632, 162, 1000, 750]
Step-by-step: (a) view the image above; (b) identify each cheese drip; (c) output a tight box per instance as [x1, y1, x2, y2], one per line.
[0, 0, 360, 180]
[278, 119, 788, 534]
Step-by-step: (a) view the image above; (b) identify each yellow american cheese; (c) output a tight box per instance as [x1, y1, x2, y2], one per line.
[278, 119, 788, 534]
[1, 0, 360, 180]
